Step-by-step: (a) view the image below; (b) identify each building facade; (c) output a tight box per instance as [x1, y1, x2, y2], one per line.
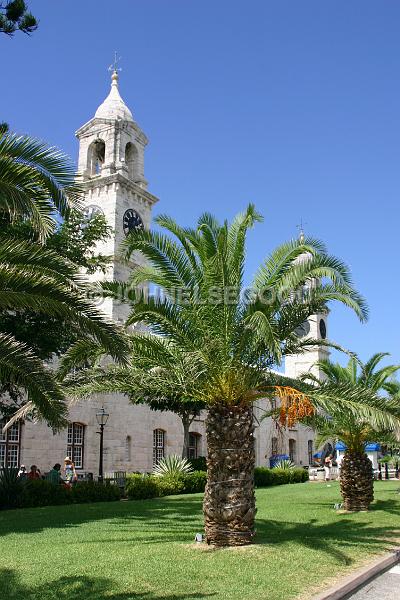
[1, 71, 329, 476]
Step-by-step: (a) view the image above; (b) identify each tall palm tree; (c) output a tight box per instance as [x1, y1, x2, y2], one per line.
[303, 354, 400, 511]
[97, 204, 369, 546]
[0, 131, 129, 428]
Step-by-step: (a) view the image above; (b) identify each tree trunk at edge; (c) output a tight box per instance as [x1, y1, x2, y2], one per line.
[203, 404, 256, 546]
[181, 413, 191, 459]
[340, 451, 374, 511]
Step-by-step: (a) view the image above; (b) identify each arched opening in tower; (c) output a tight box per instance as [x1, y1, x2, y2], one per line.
[125, 142, 138, 181]
[88, 139, 105, 176]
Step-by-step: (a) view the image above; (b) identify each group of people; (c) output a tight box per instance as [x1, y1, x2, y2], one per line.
[17, 457, 78, 487]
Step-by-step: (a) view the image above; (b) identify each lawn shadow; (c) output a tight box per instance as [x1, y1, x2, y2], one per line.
[0, 570, 216, 600]
[0, 496, 204, 539]
[256, 509, 400, 565]
[371, 498, 400, 516]
[1, 494, 400, 567]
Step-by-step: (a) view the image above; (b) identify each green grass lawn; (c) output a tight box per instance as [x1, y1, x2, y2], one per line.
[0, 481, 399, 600]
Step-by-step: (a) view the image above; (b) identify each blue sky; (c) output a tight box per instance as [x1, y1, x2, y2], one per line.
[2, 0, 400, 366]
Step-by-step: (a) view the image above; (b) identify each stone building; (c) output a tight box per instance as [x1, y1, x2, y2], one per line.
[0, 71, 329, 476]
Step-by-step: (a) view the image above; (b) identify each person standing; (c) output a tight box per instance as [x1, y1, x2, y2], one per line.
[63, 457, 77, 486]
[324, 454, 333, 481]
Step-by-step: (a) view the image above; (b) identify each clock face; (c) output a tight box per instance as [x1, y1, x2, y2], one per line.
[123, 209, 144, 236]
[319, 318, 327, 339]
[295, 320, 310, 338]
[83, 204, 104, 221]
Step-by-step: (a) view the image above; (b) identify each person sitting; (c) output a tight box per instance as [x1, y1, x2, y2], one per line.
[17, 465, 27, 479]
[46, 463, 62, 485]
[27, 465, 40, 480]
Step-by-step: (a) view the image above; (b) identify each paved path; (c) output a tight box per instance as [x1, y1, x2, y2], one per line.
[347, 565, 400, 599]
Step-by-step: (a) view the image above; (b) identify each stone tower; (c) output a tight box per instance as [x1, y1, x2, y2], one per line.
[284, 231, 330, 380]
[75, 68, 158, 323]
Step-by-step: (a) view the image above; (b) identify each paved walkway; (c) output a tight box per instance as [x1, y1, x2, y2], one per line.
[347, 565, 400, 599]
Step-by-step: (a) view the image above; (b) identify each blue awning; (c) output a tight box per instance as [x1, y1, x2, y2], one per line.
[365, 443, 381, 452]
[335, 442, 347, 451]
[335, 441, 381, 451]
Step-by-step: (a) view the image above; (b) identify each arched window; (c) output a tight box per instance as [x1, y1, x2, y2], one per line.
[125, 142, 138, 180]
[289, 439, 296, 463]
[87, 139, 105, 176]
[271, 437, 278, 457]
[153, 429, 165, 465]
[308, 440, 313, 465]
[188, 433, 201, 459]
[67, 422, 85, 469]
[0, 420, 21, 468]
[125, 435, 132, 462]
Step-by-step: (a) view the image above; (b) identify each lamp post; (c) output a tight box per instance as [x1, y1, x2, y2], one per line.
[96, 406, 109, 483]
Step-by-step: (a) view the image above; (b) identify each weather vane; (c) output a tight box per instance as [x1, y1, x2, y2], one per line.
[108, 51, 122, 74]
[296, 218, 307, 242]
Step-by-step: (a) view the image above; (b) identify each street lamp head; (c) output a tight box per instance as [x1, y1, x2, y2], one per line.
[96, 406, 109, 426]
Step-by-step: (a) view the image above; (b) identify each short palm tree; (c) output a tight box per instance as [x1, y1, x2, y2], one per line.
[97, 205, 369, 546]
[303, 354, 400, 511]
[65, 340, 206, 458]
[0, 131, 128, 428]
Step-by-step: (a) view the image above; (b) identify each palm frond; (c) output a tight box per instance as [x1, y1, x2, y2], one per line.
[0, 132, 82, 239]
[0, 333, 67, 429]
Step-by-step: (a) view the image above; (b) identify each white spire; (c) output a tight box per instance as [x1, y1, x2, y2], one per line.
[94, 69, 134, 122]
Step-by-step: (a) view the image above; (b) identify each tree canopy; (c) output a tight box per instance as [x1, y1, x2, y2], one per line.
[0, 1, 37, 36]
[0, 129, 128, 428]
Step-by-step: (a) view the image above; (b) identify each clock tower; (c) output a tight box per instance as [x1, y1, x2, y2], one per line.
[75, 67, 158, 323]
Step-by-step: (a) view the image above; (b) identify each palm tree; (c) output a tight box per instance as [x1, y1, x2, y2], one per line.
[0, 130, 129, 428]
[0, 131, 81, 239]
[65, 340, 206, 458]
[95, 204, 369, 546]
[303, 354, 400, 511]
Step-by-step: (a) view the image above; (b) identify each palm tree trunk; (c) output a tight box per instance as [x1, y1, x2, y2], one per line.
[203, 404, 256, 546]
[340, 451, 374, 511]
[181, 413, 191, 459]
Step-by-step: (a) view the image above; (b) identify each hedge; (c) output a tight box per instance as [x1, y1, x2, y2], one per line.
[2, 467, 307, 508]
[125, 474, 159, 500]
[125, 470, 207, 500]
[188, 457, 207, 472]
[0, 479, 121, 510]
[126, 468, 307, 500]
[254, 467, 309, 487]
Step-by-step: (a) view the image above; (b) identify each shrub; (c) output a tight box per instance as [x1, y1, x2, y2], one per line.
[254, 466, 308, 487]
[269, 468, 289, 486]
[71, 481, 121, 503]
[181, 470, 207, 494]
[273, 459, 296, 470]
[254, 467, 274, 487]
[153, 455, 193, 477]
[17, 480, 121, 508]
[0, 467, 26, 509]
[20, 479, 70, 508]
[156, 474, 185, 496]
[188, 457, 207, 472]
[125, 474, 159, 500]
[290, 468, 309, 483]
